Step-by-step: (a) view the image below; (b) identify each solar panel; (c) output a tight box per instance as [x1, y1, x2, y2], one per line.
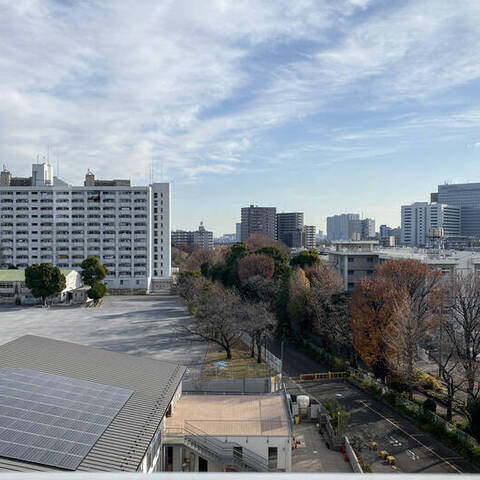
[0, 368, 134, 470]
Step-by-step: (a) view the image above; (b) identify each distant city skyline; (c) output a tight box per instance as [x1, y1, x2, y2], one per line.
[1, 1, 479, 235]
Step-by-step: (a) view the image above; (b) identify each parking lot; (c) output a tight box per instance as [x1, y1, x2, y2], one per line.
[0, 295, 207, 377]
[290, 379, 478, 474]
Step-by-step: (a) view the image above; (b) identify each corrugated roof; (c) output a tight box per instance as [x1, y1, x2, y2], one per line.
[0, 270, 73, 282]
[0, 335, 185, 472]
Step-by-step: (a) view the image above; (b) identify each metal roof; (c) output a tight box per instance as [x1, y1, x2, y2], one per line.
[0, 270, 73, 282]
[0, 335, 185, 472]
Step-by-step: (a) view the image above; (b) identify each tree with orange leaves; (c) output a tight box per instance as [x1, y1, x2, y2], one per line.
[351, 275, 399, 380]
[352, 259, 442, 397]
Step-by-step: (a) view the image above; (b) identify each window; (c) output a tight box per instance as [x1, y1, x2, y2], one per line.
[348, 257, 355, 263]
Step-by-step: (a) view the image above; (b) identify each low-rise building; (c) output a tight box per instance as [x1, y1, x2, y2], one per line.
[0, 335, 292, 473]
[0, 269, 84, 305]
[329, 241, 480, 292]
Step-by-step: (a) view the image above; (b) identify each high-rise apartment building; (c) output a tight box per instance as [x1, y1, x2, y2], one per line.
[433, 183, 480, 236]
[0, 164, 171, 292]
[277, 212, 304, 248]
[240, 205, 277, 241]
[302, 225, 316, 249]
[326, 213, 360, 241]
[401, 202, 460, 247]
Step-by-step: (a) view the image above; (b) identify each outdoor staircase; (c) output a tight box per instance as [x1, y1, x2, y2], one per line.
[164, 422, 268, 472]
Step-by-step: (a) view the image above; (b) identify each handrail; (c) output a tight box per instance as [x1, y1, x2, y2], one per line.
[183, 421, 268, 472]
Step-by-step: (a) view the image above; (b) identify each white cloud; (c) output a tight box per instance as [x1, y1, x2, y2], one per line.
[0, 0, 479, 186]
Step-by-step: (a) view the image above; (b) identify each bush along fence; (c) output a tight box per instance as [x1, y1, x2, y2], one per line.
[349, 368, 480, 465]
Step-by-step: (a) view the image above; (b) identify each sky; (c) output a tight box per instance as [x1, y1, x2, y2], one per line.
[1, 0, 480, 235]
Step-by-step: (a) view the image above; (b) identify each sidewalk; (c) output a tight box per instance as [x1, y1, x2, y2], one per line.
[292, 422, 352, 473]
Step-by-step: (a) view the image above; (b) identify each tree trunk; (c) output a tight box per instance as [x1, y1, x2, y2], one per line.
[250, 334, 255, 358]
[256, 335, 262, 363]
[225, 345, 232, 360]
[446, 396, 453, 422]
[42, 296, 46, 307]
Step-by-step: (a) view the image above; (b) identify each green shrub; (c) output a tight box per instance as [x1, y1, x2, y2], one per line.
[383, 390, 397, 405]
[423, 398, 437, 413]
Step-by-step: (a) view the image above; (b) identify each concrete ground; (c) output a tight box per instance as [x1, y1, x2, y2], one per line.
[0, 295, 207, 377]
[293, 380, 479, 474]
[292, 422, 352, 473]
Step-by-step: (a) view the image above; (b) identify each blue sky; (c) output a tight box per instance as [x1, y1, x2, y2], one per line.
[1, 0, 480, 234]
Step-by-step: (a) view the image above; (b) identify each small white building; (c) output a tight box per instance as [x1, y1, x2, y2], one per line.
[0, 269, 85, 305]
[164, 395, 292, 472]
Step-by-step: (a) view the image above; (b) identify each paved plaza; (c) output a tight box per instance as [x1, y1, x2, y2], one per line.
[0, 295, 207, 377]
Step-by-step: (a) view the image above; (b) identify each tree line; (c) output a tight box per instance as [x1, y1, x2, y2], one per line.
[178, 237, 480, 432]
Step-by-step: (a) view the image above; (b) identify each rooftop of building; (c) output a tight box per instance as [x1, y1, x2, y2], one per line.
[0, 335, 185, 472]
[0, 270, 74, 282]
[166, 394, 289, 437]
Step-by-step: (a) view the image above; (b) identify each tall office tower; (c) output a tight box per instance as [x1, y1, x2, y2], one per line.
[361, 218, 376, 240]
[235, 222, 241, 242]
[240, 205, 277, 241]
[277, 212, 304, 248]
[0, 163, 171, 292]
[302, 225, 316, 249]
[326, 213, 360, 241]
[401, 202, 460, 247]
[434, 183, 480, 236]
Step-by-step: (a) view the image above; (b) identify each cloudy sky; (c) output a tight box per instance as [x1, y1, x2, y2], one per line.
[1, 0, 479, 234]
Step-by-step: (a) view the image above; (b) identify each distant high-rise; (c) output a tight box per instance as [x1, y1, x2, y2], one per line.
[326, 214, 360, 241]
[172, 222, 213, 249]
[434, 183, 480, 236]
[401, 202, 460, 247]
[277, 212, 304, 247]
[361, 218, 376, 240]
[240, 205, 277, 241]
[235, 222, 241, 242]
[302, 225, 316, 249]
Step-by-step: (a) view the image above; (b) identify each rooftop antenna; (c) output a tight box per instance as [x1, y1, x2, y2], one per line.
[150, 157, 153, 184]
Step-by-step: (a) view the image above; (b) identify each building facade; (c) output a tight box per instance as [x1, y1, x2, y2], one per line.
[401, 202, 460, 247]
[276, 212, 304, 248]
[302, 225, 316, 249]
[0, 164, 171, 293]
[326, 213, 359, 241]
[240, 205, 277, 242]
[435, 182, 480, 236]
[172, 223, 213, 249]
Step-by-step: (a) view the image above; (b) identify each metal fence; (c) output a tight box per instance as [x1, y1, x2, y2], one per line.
[240, 332, 282, 373]
[183, 375, 283, 394]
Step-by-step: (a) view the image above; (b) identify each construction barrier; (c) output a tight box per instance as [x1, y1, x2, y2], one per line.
[298, 371, 350, 382]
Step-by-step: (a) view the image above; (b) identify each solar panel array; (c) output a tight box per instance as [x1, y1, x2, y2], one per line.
[0, 368, 134, 470]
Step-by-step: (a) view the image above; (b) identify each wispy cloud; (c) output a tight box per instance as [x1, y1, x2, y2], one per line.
[0, 0, 479, 193]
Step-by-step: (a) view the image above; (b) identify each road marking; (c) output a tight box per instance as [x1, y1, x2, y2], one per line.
[358, 400, 462, 473]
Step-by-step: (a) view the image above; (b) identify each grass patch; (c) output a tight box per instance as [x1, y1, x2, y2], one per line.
[201, 341, 277, 380]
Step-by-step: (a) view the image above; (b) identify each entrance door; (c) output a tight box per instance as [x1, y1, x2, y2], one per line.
[268, 447, 278, 471]
[198, 456, 208, 472]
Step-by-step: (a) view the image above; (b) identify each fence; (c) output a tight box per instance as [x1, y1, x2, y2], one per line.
[241, 332, 282, 373]
[183, 374, 283, 394]
[349, 367, 479, 448]
[344, 436, 363, 473]
[298, 371, 349, 382]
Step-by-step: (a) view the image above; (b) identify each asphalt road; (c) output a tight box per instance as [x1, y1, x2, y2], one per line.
[280, 342, 479, 474]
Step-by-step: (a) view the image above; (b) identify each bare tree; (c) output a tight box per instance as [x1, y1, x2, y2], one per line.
[444, 272, 480, 399]
[239, 301, 276, 363]
[180, 284, 242, 359]
[430, 345, 466, 421]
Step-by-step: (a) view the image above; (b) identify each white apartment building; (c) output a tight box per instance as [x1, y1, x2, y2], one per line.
[0, 163, 171, 293]
[401, 202, 460, 247]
